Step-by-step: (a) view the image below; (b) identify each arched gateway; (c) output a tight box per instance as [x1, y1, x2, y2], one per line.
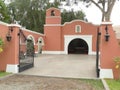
[64, 35, 93, 55]
[43, 7, 97, 55]
[1, 7, 119, 79]
[68, 38, 88, 54]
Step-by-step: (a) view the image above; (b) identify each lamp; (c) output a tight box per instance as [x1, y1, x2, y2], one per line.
[6, 26, 13, 41]
[104, 25, 110, 41]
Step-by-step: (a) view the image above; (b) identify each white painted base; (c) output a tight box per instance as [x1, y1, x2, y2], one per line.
[42, 51, 96, 55]
[89, 51, 96, 55]
[6, 64, 19, 73]
[100, 69, 113, 79]
[42, 51, 65, 54]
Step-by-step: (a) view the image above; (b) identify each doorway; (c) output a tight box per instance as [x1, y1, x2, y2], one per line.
[68, 38, 88, 54]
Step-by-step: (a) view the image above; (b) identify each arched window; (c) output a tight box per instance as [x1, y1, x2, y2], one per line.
[37, 37, 44, 53]
[51, 10, 55, 16]
[75, 25, 81, 33]
[27, 35, 35, 45]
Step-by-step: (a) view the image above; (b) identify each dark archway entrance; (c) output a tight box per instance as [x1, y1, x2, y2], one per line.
[68, 38, 88, 54]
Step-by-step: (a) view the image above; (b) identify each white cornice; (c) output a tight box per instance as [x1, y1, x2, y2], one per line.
[46, 16, 61, 18]
[62, 20, 99, 26]
[101, 22, 113, 25]
[46, 7, 60, 12]
[44, 24, 61, 26]
[8, 24, 21, 27]
[22, 28, 45, 36]
[0, 21, 9, 26]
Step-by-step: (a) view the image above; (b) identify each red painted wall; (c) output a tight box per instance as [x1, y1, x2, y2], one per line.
[100, 23, 120, 79]
[44, 7, 98, 53]
[0, 23, 44, 71]
[0, 24, 19, 71]
[44, 26, 62, 51]
[61, 21, 98, 51]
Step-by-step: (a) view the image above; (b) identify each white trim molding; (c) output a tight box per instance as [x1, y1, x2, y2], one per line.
[42, 51, 65, 54]
[46, 7, 60, 12]
[62, 20, 99, 26]
[100, 69, 113, 79]
[75, 25, 81, 33]
[46, 16, 61, 18]
[89, 51, 97, 55]
[8, 24, 21, 27]
[0, 21, 9, 26]
[6, 64, 19, 73]
[64, 35, 93, 55]
[44, 24, 61, 26]
[22, 28, 44, 36]
[101, 22, 112, 25]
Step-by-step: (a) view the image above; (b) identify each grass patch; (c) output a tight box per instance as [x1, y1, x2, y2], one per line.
[0, 72, 11, 77]
[106, 79, 120, 90]
[80, 79, 105, 90]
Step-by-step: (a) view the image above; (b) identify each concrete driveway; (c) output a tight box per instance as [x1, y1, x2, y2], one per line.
[20, 54, 97, 78]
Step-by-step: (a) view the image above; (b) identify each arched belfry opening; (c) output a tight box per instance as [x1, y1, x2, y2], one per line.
[68, 38, 88, 54]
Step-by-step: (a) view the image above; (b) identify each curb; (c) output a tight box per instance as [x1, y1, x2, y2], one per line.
[102, 79, 110, 90]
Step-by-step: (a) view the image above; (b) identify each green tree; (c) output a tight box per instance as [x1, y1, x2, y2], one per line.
[8, 0, 85, 33]
[0, 0, 10, 22]
[61, 9, 85, 24]
[8, 0, 60, 33]
[64, 0, 119, 21]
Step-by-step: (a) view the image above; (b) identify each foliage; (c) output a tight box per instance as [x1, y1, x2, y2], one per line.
[61, 9, 85, 24]
[113, 56, 120, 79]
[64, 0, 118, 21]
[81, 0, 118, 21]
[106, 79, 120, 90]
[0, 0, 10, 22]
[80, 79, 104, 90]
[0, 37, 4, 53]
[7, 0, 60, 33]
[7, 0, 85, 33]
[26, 39, 34, 56]
[0, 71, 11, 77]
[114, 57, 120, 69]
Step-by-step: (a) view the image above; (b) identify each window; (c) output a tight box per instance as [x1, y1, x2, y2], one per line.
[75, 25, 81, 33]
[51, 10, 55, 16]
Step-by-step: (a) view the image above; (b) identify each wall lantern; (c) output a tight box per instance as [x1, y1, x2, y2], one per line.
[6, 26, 13, 41]
[104, 25, 110, 42]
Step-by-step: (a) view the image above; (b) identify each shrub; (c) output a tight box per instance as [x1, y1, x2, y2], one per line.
[0, 37, 4, 53]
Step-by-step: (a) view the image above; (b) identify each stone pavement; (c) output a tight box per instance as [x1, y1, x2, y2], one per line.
[20, 54, 97, 78]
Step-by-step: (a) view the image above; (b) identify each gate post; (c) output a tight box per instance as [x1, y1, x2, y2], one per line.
[6, 24, 21, 73]
[99, 22, 120, 79]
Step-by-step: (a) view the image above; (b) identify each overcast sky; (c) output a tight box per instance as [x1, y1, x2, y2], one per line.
[84, 1, 120, 26]
[6, 0, 120, 25]
[55, 0, 120, 26]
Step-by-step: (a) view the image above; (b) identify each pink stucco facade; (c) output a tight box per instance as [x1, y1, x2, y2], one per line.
[0, 7, 120, 79]
[44, 7, 120, 79]
[0, 22, 44, 72]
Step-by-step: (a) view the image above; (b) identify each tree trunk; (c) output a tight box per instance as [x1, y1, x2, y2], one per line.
[90, 0, 116, 22]
[104, 12, 111, 21]
[102, 11, 111, 21]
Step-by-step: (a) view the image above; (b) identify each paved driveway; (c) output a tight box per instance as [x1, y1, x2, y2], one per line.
[20, 54, 97, 78]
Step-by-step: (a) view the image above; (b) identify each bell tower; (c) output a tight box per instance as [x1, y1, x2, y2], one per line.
[44, 7, 62, 52]
[45, 7, 61, 24]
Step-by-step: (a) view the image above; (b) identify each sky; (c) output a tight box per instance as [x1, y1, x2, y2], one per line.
[5, 0, 120, 25]
[50, 0, 120, 26]
[83, 1, 120, 26]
